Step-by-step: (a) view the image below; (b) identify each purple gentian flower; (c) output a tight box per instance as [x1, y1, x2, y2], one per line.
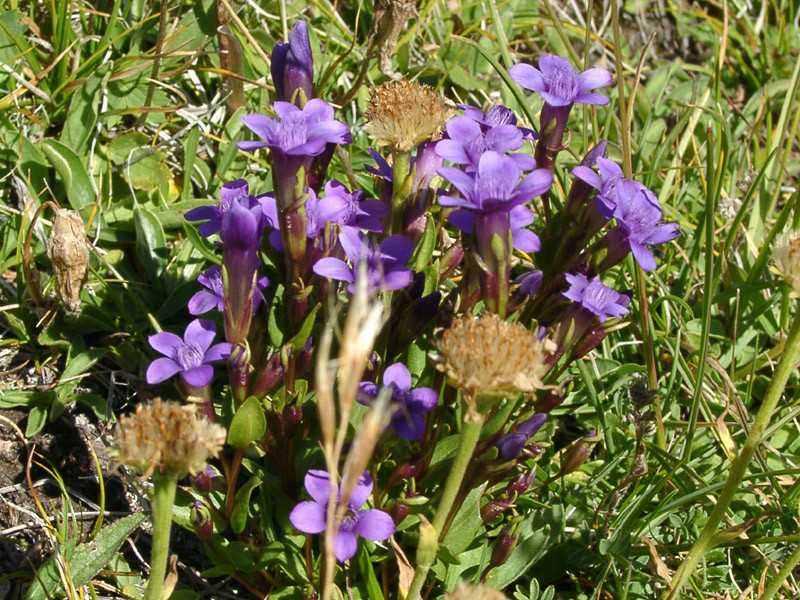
[289, 470, 395, 562]
[563, 273, 630, 322]
[185, 179, 265, 238]
[509, 55, 612, 108]
[448, 205, 541, 253]
[188, 265, 269, 316]
[313, 229, 414, 293]
[271, 20, 314, 105]
[514, 270, 543, 297]
[238, 100, 351, 156]
[572, 157, 624, 217]
[496, 414, 547, 460]
[438, 151, 552, 214]
[357, 363, 439, 440]
[435, 116, 536, 172]
[459, 103, 537, 140]
[146, 319, 231, 386]
[607, 180, 680, 271]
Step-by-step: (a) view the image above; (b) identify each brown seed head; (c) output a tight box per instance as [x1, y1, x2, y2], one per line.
[47, 209, 89, 316]
[446, 582, 509, 600]
[365, 80, 453, 152]
[435, 313, 555, 399]
[112, 399, 226, 478]
[772, 229, 800, 298]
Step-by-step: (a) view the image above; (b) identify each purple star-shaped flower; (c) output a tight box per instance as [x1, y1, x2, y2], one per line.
[289, 470, 395, 562]
[238, 99, 351, 156]
[496, 413, 547, 460]
[357, 363, 439, 440]
[187, 265, 270, 316]
[438, 151, 552, 214]
[313, 229, 414, 293]
[261, 181, 387, 251]
[146, 319, 232, 386]
[563, 273, 630, 322]
[459, 104, 537, 140]
[448, 205, 541, 253]
[435, 116, 536, 172]
[608, 180, 680, 271]
[185, 179, 266, 238]
[509, 55, 612, 107]
[572, 157, 624, 216]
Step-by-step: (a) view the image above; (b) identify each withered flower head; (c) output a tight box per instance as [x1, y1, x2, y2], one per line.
[435, 313, 555, 399]
[771, 229, 800, 298]
[365, 80, 454, 152]
[47, 209, 89, 317]
[112, 399, 226, 478]
[446, 581, 509, 600]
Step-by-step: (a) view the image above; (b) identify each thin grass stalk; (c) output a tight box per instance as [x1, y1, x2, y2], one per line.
[663, 310, 800, 599]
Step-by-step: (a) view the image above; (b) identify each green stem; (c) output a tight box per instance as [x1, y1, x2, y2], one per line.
[663, 310, 800, 599]
[390, 150, 412, 235]
[144, 474, 179, 600]
[407, 403, 485, 600]
[761, 542, 800, 600]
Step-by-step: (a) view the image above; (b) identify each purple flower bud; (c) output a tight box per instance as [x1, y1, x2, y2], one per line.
[193, 465, 224, 494]
[191, 500, 214, 542]
[496, 414, 547, 460]
[271, 20, 314, 105]
[250, 351, 285, 399]
[480, 498, 513, 524]
[389, 501, 410, 525]
[559, 430, 599, 476]
[507, 468, 537, 497]
[489, 525, 518, 569]
[534, 388, 565, 413]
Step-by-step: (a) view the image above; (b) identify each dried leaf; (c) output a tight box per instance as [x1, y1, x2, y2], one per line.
[642, 536, 671, 584]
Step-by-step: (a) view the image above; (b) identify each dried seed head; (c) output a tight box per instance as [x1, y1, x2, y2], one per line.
[47, 209, 89, 316]
[772, 229, 800, 298]
[446, 582, 509, 600]
[365, 80, 454, 152]
[435, 313, 555, 399]
[112, 399, 226, 478]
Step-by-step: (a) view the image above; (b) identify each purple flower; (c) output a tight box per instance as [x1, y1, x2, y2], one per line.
[572, 157, 623, 217]
[365, 147, 399, 182]
[435, 116, 536, 172]
[563, 273, 630, 322]
[289, 470, 395, 561]
[185, 179, 264, 238]
[514, 270, 543, 297]
[357, 363, 439, 440]
[188, 265, 269, 316]
[509, 55, 612, 108]
[607, 180, 680, 271]
[271, 20, 313, 105]
[496, 414, 547, 460]
[238, 100, 351, 156]
[146, 319, 232, 386]
[438, 151, 552, 214]
[448, 205, 541, 253]
[313, 229, 413, 293]
[459, 104, 537, 140]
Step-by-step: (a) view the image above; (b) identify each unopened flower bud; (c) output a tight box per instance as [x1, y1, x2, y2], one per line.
[559, 430, 599, 476]
[480, 498, 513, 524]
[363, 352, 382, 382]
[389, 500, 410, 525]
[193, 465, 224, 494]
[251, 351, 285, 399]
[283, 404, 303, 437]
[415, 515, 438, 568]
[507, 468, 536, 498]
[190, 500, 214, 542]
[488, 525, 518, 569]
[271, 20, 314, 106]
[534, 388, 565, 413]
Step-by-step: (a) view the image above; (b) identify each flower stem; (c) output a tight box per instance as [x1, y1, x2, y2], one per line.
[390, 150, 412, 235]
[407, 402, 485, 600]
[760, 542, 800, 600]
[663, 310, 800, 599]
[144, 474, 178, 600]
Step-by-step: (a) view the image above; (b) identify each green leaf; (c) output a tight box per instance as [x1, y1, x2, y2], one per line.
[288, 303, 320, 352]
[24, 512, 146, 600]
[413, 216, 437, 273]
[181, 127, 201, 202]
[134, 207, 167, 290]
[356, 545, 386, 600]
[227, 397, 267, 449]
[107, 131, 172, 191]
[442, 485, 484, 555]
[60, 63, 111, 155]
[26, 404, 48, 437]
[61, 347, 107, 381]
[0, 391, 53, 409]
[40, 139, 97, 213]
[231, 477, 262, 535]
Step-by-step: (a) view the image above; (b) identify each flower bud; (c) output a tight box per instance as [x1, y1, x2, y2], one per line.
[283, 404, 303, 438]
[271, 20, 314, 106]
[559, 429, 599, 476]
[488, 524, 518, 569]
[190, 500, 214, 542]
[480, 498, 513, 524]
[193, 465, 224, 494]
[506, 468, 536, 498]
[389, 500, 410, 525]
[250, 351, 285, 399]
[415, 515, 438, 568]
[534, 388, 565, 413]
